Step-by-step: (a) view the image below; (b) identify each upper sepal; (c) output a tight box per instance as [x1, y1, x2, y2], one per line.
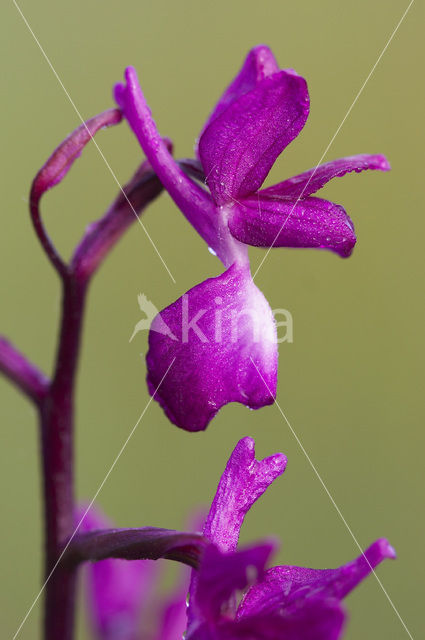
[196, 45, 279, 153]
[146, 264, 278, 431]
[198, 70, 309, 205]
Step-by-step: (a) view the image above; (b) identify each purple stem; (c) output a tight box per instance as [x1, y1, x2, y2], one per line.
[1, 107, 212, 639]
[0, 109, 165, 640]
[0, 337, 49, 404]
[40, 274, 87, 640]
[39, 162, 163, 637]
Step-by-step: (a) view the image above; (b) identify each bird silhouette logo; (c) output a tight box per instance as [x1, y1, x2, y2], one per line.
[129, 294, 177, 342]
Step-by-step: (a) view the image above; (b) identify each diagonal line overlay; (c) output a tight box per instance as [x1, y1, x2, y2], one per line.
[11, 1, 416, 638]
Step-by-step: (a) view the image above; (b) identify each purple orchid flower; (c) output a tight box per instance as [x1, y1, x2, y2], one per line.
[80, 439, 395, 640]
[115, 45, 390, 432]
[186, 437, 396, 640]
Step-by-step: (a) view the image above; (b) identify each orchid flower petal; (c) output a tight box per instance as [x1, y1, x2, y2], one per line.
[196, 45, 279, 152]
[78, 506, 157, 640]
[237, 538, 396, 618]
[115, 67, 219, 254]
[204, 437, 287, 552]
[194, 542, 276, 622]
[198, 70, 309, 205]
[187, 441, 285, 630]
[261, 154, 391, 199]
[146, 264, 278, 431]
[219, 598, 346, 640]
[227, 195, 356, 258]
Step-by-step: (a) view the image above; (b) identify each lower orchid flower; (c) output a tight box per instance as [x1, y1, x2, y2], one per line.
[185, 437, 396, 640]
[114, 45, 390, 432]
[80, 438, 395, 640]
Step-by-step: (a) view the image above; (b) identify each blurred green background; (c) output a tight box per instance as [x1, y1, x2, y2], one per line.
[1, 0, 423, 638]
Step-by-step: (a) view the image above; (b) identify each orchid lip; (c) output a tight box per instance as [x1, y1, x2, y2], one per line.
[146, 265, 278, 431]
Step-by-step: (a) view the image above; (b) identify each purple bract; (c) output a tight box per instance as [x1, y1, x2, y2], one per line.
[78, 507, 157, 640]
[115, 45, 390, 432]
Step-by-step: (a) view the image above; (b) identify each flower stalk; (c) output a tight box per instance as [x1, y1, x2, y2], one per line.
[39, 275, 87, 639]
[0, 109, 165, 639]
[0, 337, 48, 405]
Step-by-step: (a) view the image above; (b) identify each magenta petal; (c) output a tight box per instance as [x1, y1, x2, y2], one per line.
[237, 538, 396, 618]
[221, 599, 345, 640]
[195, 543, 276, 622]
[115, 67, 219, 255]
[261, 154, 391, 199]
[228, 195, 356, 258]
[196, 45, 279, 153]
[78, 506, 157, 640]
[198, 71, 309, 205]
[186, 440, 285, 631]
[204, 437, 287, 551]
[146, 264, 278, 431]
